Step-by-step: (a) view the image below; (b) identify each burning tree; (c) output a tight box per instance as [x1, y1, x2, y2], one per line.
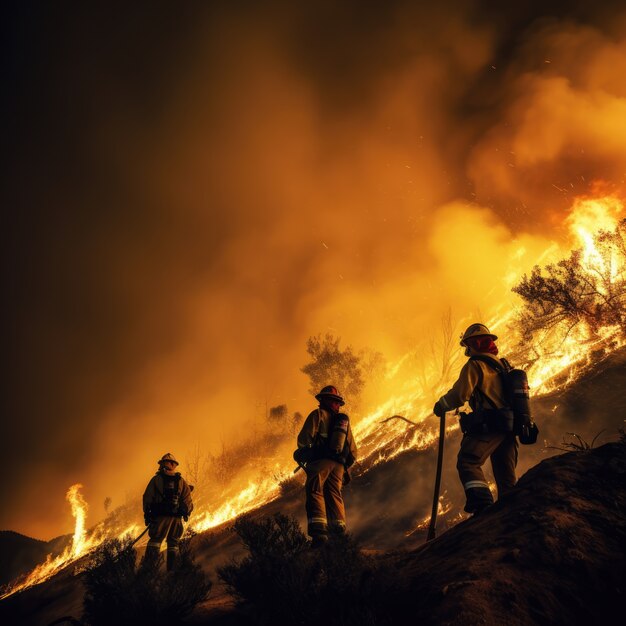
[513, 218, 626, 343]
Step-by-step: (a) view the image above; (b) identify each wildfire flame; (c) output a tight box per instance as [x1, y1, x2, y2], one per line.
[3, 195, 625, 599]
[0, 484, 102, 599]
[67, 484, 88, 559]
[406, 493, 454, 536]
[566, 196, 623, 278]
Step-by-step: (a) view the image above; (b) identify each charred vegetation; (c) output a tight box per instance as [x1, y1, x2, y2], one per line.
[80, 534, 211, 626]
[217, 441, 625, 625]
[217, 514, 398, 626]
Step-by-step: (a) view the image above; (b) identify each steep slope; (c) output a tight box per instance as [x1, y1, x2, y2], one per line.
[186, 440, 626, 625]
[1, 348, 625, 625]
[383, 441, 626, 625]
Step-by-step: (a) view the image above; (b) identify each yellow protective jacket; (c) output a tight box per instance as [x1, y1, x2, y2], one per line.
[297, 407, 358, 464]
[439, 352, 508, 413]
[143, 470, 194, 518]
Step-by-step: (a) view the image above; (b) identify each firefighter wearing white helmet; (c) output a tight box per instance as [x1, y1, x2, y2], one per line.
[433, 324, 518, 515]
[295, 386, 358, 547]
[142, 452, 194, 570]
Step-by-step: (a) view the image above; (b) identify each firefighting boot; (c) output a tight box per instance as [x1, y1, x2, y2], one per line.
[310, 533, 329, 549]
[328, 521, 346, 541]
[463, 482, 494, 515]
[166, 547, 178, 572]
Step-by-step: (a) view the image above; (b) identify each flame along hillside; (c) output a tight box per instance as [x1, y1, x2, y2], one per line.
[1, 195, 626, 601]
[2, 333, 626, 626]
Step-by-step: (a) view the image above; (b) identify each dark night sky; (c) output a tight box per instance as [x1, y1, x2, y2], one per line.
[2, 0, 626, 537]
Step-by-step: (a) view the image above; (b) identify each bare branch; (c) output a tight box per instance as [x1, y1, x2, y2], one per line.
[380, 415, 418, 427]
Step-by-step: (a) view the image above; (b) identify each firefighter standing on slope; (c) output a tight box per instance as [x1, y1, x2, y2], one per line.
[433, 324, 518, 516]
[143, 453, 194, 570]
[295, 386, 358, 547]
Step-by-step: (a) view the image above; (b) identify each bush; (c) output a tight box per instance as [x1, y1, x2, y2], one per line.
[218, 514, 397, 626]
[81, 535, 211, 626]
[277, 474, 304, 497]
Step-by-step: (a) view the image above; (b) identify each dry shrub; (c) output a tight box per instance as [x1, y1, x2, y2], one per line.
[218, 514, 398, 626]
[81, 535, 211, 626]
[549, 430, 606, 452]
[277, 473, 304, 497]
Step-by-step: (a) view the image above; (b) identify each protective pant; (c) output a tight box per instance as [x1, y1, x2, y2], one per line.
[457, 432, 518, 514]
[304, 458, 346, 539]
[145, 515, 184, 570]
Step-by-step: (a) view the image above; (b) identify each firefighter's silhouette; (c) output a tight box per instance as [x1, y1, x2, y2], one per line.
[142, 453, 193, 570]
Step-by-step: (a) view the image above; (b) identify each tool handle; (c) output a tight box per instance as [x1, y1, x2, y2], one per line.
[427, 413, 446, 541]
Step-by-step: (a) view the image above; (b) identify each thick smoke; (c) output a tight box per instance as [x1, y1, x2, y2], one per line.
[2, 0, 626, 538]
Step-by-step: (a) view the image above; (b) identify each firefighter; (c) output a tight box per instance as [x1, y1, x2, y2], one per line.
[143, 452, 194, 571]
[295, 386, 358, 547]
[433, 324, 518, 515]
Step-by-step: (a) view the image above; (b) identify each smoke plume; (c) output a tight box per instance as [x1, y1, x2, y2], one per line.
[2, 0, 626, 537]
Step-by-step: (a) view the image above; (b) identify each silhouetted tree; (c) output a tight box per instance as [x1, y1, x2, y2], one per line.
[292, 411, 303, 434]
[268, 404, 288, 424]
[301, 334, 364, 408]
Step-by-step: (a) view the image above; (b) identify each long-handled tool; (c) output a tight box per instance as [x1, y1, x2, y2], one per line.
[427, 412, 445, 541]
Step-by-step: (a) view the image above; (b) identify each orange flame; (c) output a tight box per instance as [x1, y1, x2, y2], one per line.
[67, 484, 88, 558]
[5, 194, 626, 599]
[523, 195, 626, 393]
[0, 484, 101, 599]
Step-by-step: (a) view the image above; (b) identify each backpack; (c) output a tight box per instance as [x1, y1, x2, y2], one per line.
[469, 355, 539, 445]
[152, 473, 182, 516]
[293, 410, 355, 468]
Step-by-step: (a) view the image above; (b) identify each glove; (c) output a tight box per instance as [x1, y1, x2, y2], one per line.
[183, 514, 189, 522]
[293, 446, 315, 465]
[144, 514, 154, 527]
[433, 401, 446, 418]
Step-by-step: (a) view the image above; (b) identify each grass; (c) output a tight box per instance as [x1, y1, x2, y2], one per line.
[549, 430, 606, 452]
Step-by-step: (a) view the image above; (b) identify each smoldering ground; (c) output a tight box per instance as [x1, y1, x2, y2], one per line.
[2, 0, 626, 538]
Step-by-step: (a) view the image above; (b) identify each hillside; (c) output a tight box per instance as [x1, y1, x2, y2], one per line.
[0, 532, 71, 587]
[1, 347, 625, 625]
[382, 440, 626, 625]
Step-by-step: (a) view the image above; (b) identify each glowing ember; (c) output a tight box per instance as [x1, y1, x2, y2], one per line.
[406, 493, 453, 535]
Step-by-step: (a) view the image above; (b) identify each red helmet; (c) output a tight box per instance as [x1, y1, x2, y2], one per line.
[315, 385, 345, 406]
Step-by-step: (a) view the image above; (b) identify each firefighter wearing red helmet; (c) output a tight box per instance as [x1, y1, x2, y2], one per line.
[295, 386, 358, 547]
[433, 324, 518, 515]
[142, 453, 194, 570]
